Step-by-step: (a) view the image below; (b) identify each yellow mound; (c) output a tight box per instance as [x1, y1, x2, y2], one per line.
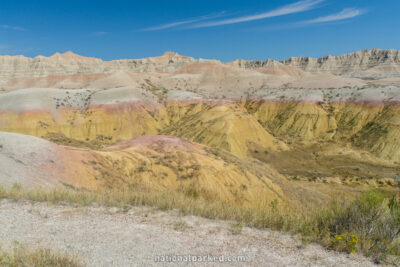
[162, 103, 287, 157]
[0, 132, 289, 207]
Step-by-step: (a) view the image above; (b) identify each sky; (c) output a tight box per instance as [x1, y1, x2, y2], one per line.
[0, 0, 399, 61]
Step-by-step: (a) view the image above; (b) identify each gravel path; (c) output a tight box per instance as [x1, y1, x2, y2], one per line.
[0, 199, 376, 266]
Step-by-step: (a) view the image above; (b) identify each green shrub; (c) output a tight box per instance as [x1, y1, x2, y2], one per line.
[1, 185, 400, 262]
[304, 190, 400, 260]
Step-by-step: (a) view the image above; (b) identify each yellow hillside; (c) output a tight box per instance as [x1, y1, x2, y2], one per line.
[162, 103, 287, 157]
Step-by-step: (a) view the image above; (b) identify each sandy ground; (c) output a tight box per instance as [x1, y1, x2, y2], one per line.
[0, 199, 377, 266]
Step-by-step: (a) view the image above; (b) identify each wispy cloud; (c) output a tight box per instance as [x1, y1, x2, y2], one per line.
[141, 12, 227, 31]
[303, 8, 364, 24]
[137, 1, 364, 32]
[142, 18, 201, 31]
[259, 8, 365, 31]
[92, 31, 107, 36]
[188, 0, 324, 29]
[0, 25, 26, 31]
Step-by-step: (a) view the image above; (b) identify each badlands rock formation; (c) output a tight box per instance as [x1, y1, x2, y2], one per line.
[0, 51, 217, 78]
[0, 49, 400, 208]
[0, 132, 285, 206]
[236, 48, 400, 79]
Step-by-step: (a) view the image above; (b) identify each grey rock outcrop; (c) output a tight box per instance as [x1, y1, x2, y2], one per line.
[238, 49, 400, 79]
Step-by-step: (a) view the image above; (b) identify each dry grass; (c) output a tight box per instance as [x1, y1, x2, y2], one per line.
[44, 132, 113, 150]
[303, 190, 400, 262]
[0, 244, 81, 267]
[1, 183, 399, 262]
[249, 141, 400, 184]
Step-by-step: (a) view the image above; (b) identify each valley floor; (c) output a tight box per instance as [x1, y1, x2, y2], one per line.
[0, 199, 376, 267]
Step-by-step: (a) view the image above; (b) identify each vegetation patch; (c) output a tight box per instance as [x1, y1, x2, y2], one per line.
[44, 132, 114, 150]
[1, 184, 400, 262]
[0, 244, 81, 267]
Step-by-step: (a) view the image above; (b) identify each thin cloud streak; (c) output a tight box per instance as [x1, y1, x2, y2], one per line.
[304, 8, 364, 24]
[188, 0, 324, 29]
[259, 8, 365, 31]
[0, 25, 26, 31]
[93, 31, 108, 36]
[143, 19, 200, 31]
[142, 12, 227, 31]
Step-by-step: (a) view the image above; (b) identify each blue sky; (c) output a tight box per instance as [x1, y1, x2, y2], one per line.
[0, 0, 399, 61]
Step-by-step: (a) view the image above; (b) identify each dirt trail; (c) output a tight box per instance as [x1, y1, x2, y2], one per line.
[0, 200, 376, 266]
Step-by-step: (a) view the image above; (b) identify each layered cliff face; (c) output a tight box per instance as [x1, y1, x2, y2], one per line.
[1, 49, 400, 208]
[2, 49, 399, 80]
[0, 51, 218, 78]
[238, 49, 400, 79]
[283, 49, 400, 79]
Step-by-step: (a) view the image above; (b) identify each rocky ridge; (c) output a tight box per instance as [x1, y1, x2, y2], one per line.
[0, 51, 219, 78]
[1, 49, 399, 79]
[237, 49, 400, 79]
[0, 48, 400, 203]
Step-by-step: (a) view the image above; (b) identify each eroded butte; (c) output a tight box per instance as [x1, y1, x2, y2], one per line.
[1, 49, 400, 209]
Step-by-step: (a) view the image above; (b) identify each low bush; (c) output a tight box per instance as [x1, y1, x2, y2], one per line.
[1, 184, 399, 262]
[0, 244, 80, 267]
[302, 190, 400, 261]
